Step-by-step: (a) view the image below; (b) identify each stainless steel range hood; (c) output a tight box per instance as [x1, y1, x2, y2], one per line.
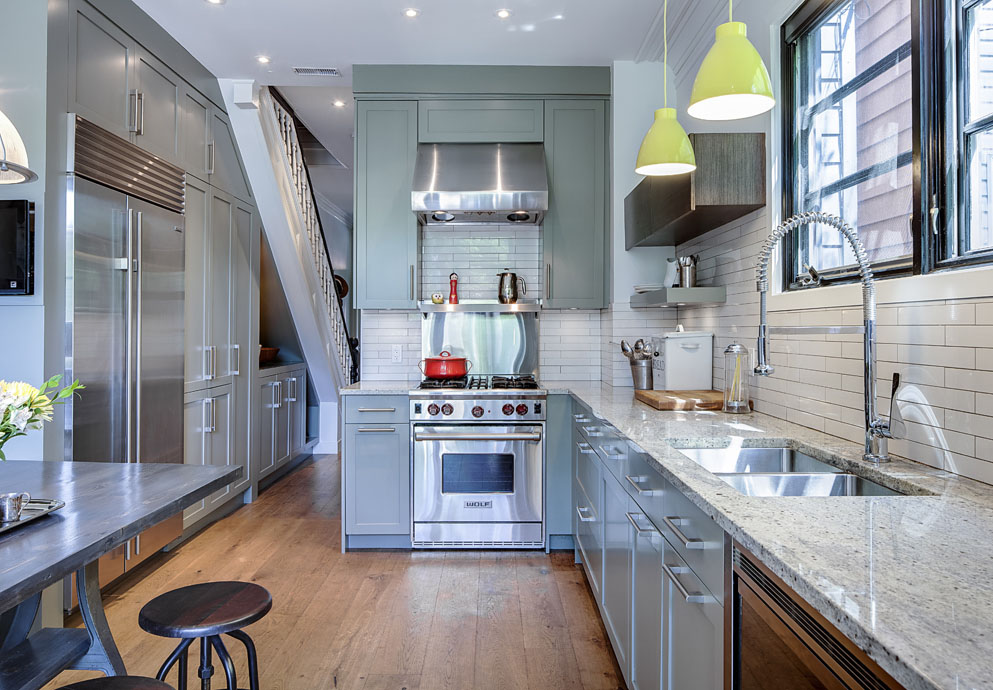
[411, 143, 548, 225]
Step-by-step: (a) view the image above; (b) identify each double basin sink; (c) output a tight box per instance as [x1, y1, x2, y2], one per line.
[676, 446, 904, 497]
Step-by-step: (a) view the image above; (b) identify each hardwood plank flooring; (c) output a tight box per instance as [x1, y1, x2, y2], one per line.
[44, 454, 625, 690]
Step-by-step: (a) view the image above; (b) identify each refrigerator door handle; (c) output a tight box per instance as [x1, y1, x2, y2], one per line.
[134, 210, 143, 464]
[125, 208, 135, 464]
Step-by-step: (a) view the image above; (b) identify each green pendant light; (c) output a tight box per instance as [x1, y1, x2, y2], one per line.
[635, 0, 696, 176]
[687, 0, 775, 121]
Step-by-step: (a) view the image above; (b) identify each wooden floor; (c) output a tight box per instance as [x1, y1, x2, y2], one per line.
[46, 454, 625, 690]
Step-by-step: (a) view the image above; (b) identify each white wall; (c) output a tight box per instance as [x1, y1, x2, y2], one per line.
[0, 2, 49, 461]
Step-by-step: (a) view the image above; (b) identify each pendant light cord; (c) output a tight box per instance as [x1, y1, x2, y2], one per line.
[729, 0, 733, 22]
[663, 0, 668, 109]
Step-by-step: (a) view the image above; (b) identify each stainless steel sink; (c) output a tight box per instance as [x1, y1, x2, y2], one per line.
[676, 447, 841, 475]
[718, 472, 904, 497]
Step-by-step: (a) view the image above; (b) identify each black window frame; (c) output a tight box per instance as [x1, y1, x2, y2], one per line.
[782, 0, 943, 291]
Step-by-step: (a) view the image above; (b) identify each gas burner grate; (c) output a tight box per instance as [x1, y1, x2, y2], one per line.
[491, 375, 539, 390]
[417, 376, 468, 390]
[466, 376, 490, 390]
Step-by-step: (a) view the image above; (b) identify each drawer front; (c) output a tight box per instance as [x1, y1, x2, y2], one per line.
[659, 484, 725, 602]
[594, 429, 631, 482]
[575, 439, 602, 518]
[577, 418, 606, 443]
[574, 480, 603, 600]
[344, 396, 409, 424]
[623, 449, 667, 525]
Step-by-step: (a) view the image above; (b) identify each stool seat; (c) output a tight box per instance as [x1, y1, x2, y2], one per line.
[58, 678, 174, 689]
[138, 581, 271, 638]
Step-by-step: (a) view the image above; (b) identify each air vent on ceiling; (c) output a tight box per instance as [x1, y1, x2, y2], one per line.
[292, 67, 342, 77]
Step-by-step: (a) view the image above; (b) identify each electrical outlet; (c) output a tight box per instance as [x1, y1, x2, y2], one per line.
[391, 344, 403, 364]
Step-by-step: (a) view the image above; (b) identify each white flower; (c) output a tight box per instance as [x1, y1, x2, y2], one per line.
[11, 408, 32, 432]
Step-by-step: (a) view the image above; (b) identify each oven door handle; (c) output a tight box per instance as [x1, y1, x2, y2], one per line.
[414, 431, 542, 442]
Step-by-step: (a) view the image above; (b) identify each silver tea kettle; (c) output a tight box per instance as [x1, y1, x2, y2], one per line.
[496, 269, 527, 304]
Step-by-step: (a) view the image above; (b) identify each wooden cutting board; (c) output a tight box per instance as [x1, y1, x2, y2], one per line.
[634, 389, 725, 411]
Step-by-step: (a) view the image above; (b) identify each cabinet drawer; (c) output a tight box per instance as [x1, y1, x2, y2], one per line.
[659, 483, 725, 602]
[594, 430, 630, 483]
[575, 440, 602, 518]
[344, 396, 409, 424]
[574, 480, 603, 601]
[623, 448, 667, 524]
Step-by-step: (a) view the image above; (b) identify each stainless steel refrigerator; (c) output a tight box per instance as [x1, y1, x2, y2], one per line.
[65, 116, 186, 585]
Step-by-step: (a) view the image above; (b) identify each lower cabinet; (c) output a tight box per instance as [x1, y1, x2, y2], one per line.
[184, 385, 245, 527]
[258, 366, 308, 480]
[343, 423, 409, 535]
[602, 472, 634, 677]
[632, 513, 664, 690]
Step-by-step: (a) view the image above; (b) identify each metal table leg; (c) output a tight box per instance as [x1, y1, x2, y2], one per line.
[0, 592, 41, 653]
[69, 560, 127, 675]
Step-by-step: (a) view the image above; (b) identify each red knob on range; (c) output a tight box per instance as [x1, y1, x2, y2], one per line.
[502, 404, 515, 416]
[441, 403, 454, 416]
[427, 403, 440, 416]
[516, 403, 529, 415]
[471, 406, 484, 418]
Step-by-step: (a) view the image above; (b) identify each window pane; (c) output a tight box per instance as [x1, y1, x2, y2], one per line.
[966, 128, 993, 252]
[966, 0, 993, 123]
[793, 0, 913, 274]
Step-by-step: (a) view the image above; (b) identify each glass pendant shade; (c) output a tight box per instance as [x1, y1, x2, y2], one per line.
[688, 21, 775, 121]
[635, 108, 696, 176]
[0, 109, 37, 185]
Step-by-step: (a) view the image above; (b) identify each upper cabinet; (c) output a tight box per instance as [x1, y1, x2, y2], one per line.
[625, 133, 766, 250]
[134, 48, 182, 163]
[210, 110, 254, 203]
[418, 100, 544, 143]
[543, 100, 608, 309]
[354, 100, 419, 309]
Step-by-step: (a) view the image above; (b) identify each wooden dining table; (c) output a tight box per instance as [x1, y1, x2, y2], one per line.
[0, 460, 241, 690]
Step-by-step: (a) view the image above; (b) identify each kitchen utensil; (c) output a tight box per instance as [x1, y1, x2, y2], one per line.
[419, 351, 473, 379]
[620, 340, 634, 360]
[259, 347, 280, 365]
[634, 339, 646, 358]
[723, 343, 750, 413]
[630, 359, 653, 390]
[496, 269, 527, 304]
[635, 389, 725, 411]
[0, 492, 31, 523]
[449, 272, 459, 304]
[678, 255, 698, 288]
[663, 258, 679, 288]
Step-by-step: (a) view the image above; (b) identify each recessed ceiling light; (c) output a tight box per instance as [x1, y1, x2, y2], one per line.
[205, 0, 226, 4]
[333, 100, 346, 108]
[496, 8, 512, 19]
[256, 55, 271, 64]
[403, 8, 420, 17]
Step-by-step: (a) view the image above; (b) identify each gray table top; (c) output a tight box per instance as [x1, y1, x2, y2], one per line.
[0, 461, 240, 613]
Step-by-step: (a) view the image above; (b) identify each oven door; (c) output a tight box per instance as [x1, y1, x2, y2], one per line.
[412, 424, 543, 524]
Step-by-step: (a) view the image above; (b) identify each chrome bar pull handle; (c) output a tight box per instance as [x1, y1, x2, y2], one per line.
[136, 91, 145, 135]
[576, 506, 596, 523]
[663, 516, 704, 549]
[357, 407, 397, 413]
[231, 344, 241, 376]
[357, 427, 396, 433]
[662, 563, 708, 603]
[576, 442, 596, 455]
[128, 90, 140, 133]
[625, 475, 658, 496]
[206, 141, 215, 174]
[625, 511, 657, 535]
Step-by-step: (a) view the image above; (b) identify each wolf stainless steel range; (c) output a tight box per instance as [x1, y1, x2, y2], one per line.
[411, 311, 545, 549]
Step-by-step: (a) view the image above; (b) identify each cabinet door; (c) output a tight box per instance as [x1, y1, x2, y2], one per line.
[344, 424, 409, 535]
[228, 202, 255, 491]
[543, 100, 607, 309]
[134, 48, 181, 164]
[210, 110, 253, 202]
[180, 89, 211, 179]
[418, 100, 543, 142]
[288, 370, 307, 453]
[633, 518, 664, 690]
[275, 379, 291, 466]
[208, 190, 233, 385]
[205, 389, 236, 510]
[354, 101, 418, 309]
[184, 177, 209, 390]
[259, 379, 277, 476]
[574, 445, 603, 600]
[602, 473, 633, 677]
[69, 1, 135, 140]
[662, 541, 724, 690]
[183, 394, 209, 525]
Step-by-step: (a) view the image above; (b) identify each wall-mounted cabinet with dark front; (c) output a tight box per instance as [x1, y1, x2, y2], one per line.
[625, 133, 766, 250]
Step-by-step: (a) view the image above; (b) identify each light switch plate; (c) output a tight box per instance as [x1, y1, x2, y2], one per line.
[391, 344, 403, 364]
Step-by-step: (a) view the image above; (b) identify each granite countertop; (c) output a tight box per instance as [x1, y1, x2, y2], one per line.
[341, 380, 414, 394]
[341, 379, 993, 689]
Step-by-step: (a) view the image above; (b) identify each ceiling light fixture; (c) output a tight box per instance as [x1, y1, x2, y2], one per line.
[634, 0, 696, 176]
[0, 109, 38, 184]
[256, 55, 271, 64]
[403, 8, 420, 17]
[333, 100, 346, 108]
[687, 0, 775, 120]
[496, 8, 512, 19]
[205, 0, 226, 4]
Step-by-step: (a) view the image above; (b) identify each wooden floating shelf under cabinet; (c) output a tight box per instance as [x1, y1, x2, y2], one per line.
[629, 286, 726, 308]
[625, 132, 766, 250]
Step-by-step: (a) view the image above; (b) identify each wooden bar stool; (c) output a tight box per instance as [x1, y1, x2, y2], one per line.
[57, 679, 173, 689]
[138, 582, 271, 690]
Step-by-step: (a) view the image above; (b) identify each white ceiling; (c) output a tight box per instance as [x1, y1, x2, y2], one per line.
[132, 0, 692, 215]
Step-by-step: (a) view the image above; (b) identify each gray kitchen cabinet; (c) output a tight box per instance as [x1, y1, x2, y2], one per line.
[287, 369, 307, 453]
[545, 394, 573, 546]
[69, 1, 136, 140]
[662, 539, 724, 690]
[184, 176, 209, 393]
[180, 87, 212, 181]
[343, 422, 410, 535]
[259, 378, 278, 477]
[183, 386, 240, 528]
[354, 100, 419, 309]
[574, 439, 603, 601]
[258, 368, 308, 480]
[632, 514, 664, 690]
[602, 470, 633, 679]
[134, 47, 182, 164]
[417, 99, 544, 142]
[543, 100, 607, 309]
[209, 109, 253, 203]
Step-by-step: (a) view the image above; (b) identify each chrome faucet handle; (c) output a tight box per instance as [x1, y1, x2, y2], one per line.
[885, 372, 906, 439]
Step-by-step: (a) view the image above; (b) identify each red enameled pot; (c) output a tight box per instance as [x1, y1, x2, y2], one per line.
[418, 351, 472, 379]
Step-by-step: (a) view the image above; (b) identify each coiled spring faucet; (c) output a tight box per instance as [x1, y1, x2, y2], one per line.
[754, 212, 903, 463]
